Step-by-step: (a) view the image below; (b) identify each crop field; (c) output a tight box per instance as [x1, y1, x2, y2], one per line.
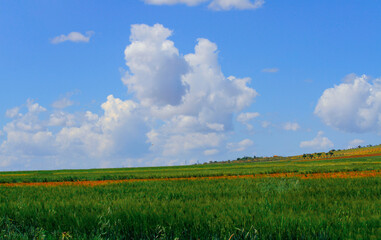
[1, 154, 380, 184]
[0, 155, 380, 239]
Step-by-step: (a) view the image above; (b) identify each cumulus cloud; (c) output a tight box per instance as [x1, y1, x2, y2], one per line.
[144, 0, 264, 10]
[152, 132, 223, 156]
[123, 24, 257, 159]
[315, 74, 381, 133]
[227, 139, 253, 152]
[341, 73, 358, 83]
[1, 101, 55, 158]
[26, 99, 46, 113]
[48, 111, 77, 127]
[57, 95, 149, 159]
[237, 112, 260, 122]
[0, 95, 149, 169]
[299, 131, 334, 150]
[5, 107, 20, 118]
[123, 24, 189, 107]
[237, 112, 260, 130]
[1, 24, 258, 170]
[51, 31, 94, 44]
[204, 149, 219, 155]
[348, 139, 364, 149]
[283, 122, 300, 131]
[52, 97, 74, 109]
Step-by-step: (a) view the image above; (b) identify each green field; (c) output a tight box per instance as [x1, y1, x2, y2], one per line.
[0, 155, 380, 184]
[0, 156, 380, 239]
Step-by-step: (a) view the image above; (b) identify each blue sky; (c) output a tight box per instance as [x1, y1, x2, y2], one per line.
[1, 0, 381, 170]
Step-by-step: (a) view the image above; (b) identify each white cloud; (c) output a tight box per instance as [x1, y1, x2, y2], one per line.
[227, 138, 253, 152]
[315, 74, 381, 133]
[237, 112, 260, 130]
[0, 95, 149, 169]
[342, 73, 358, 83]
[206, 123, 225, 131]
[1, 103, 56, 158]
[60, 95, 148, 158]
[51, 31, 94, 44]
[348, 139, 364, 149]
[237, 112, 260, 122]
[283, 122, 300, 131]
[154, 132, 223, 156]
[123, 24, 189, 107]
[52, 97, 74, 109]
[300, 131, 334, 150]
[123, 24, 258, 120]
[26, 99, 46, 113]
[48, 111, 77, 127]
[123, 24, 258, 159]
[0, 158, 11, 168]
[144, 0, 264, 10]
[1, 24, 258, 170]
[262, 67, 279, 73]
[5, 107, 20, 118]
[204, 149, 219, 155]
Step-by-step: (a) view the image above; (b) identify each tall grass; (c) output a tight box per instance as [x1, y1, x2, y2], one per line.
[0, 177, 380, 239]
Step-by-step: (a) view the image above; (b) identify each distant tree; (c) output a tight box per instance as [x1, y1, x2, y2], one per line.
[316, 153, 322, 158]
[302, 154, 307, 158]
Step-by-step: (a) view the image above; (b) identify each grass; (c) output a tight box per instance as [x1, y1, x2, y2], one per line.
[0, 155, 380, 184]
[0, 155, 380, 239]
[0, 177, 380, 239]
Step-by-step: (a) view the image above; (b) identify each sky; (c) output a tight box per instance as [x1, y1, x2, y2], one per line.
[1, 0, 381, 171]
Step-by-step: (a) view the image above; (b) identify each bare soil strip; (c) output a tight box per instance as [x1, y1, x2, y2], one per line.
[1, 170, 379, 187]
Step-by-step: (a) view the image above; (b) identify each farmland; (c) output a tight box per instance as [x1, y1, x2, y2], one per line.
[1, 153, 380, 184]
[0, 153, 380, 239]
